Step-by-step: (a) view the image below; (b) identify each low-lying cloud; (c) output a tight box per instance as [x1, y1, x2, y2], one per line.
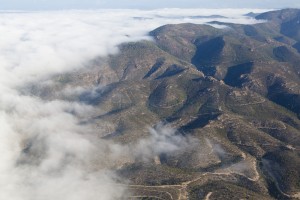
[0, 9, 267, 200]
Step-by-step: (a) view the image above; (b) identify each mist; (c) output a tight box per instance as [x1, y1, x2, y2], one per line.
[0, 9, 266, 200]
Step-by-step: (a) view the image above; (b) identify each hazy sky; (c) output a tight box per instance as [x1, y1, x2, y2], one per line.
[0, 0, 300, 10]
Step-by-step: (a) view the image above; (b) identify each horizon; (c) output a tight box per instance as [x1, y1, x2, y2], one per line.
[0, 0, 299, 10]
[0, 8, 274, 12]
[0, 7, 295, 12]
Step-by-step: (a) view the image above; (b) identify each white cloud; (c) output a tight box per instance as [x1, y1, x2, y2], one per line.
[0, 9, 267, 86]
[134, 124, 193, 160]
[0, 9, 267, 200]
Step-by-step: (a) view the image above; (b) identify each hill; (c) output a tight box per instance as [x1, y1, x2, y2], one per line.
[28, 9, 300, 199]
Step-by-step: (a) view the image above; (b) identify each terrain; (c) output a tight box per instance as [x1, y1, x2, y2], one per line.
[27, 9, 300, 199]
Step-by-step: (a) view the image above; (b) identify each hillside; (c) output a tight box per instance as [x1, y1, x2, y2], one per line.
[28, 9, 300, 200]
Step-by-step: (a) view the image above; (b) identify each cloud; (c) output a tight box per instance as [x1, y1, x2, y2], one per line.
[0, 9, 267, 200]
[134, 124, 192, 161]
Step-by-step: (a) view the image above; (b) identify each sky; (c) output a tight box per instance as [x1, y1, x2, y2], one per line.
[0, 0, 300, 10]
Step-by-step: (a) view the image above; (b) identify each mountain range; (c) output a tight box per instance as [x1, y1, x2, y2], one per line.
[30, 8, 300, 200]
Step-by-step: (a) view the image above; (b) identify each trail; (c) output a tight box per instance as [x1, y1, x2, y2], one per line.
[149, 99, 185, 109]
[204, 192, 213, 200]
[124, 149, 262, 199]
[126, 170, 256, 200]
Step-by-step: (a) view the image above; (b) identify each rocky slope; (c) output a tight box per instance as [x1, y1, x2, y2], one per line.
[30, 9, 300, 200]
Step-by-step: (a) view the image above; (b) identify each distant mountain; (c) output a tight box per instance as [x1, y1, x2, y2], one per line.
[189, 15, 227, 19]
[256, 8, 300, 41]
[33, 9, 300, 199]
[244, 12, 260, 18]
[153, 14, 227, 20]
